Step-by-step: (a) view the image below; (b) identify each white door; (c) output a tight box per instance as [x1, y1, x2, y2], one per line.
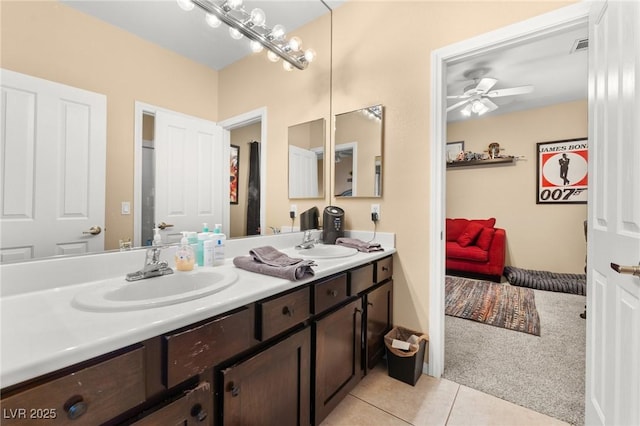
[288, 145, 318, 198]
[585, 1, 640, 425]
[154, 110, 224, 243]
[0, 69, 106, 262]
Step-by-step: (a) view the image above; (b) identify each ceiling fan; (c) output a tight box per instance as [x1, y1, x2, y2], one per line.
[447, 69, 534, 116]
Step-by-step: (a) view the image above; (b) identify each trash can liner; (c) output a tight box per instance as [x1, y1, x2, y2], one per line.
[384, 326, 429, 358]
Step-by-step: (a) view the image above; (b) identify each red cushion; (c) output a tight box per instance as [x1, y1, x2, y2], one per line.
[446, 218, 496, 241]
[456, 222, 484, 247]
[446, 242, 490, 262]
[476, 227, 496, 251]
[470, 218, 496, 228]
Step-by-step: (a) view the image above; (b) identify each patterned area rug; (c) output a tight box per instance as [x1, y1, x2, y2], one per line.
[445, 276, 541, 336]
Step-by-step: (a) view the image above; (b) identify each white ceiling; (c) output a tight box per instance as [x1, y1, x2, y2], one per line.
[446, 24, 589, 122]
[61, 1, 587, 121]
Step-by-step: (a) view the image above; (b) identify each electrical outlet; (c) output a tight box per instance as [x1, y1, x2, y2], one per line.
[290, 204, 297, 218]
[371, 204, 380, 220]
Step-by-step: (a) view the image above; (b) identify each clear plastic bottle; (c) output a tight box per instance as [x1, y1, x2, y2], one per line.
[152, 227, 162, 246]
[197, 223, 210, 267]
[211, 224, 226, 266]
[174, 232, 195, 271]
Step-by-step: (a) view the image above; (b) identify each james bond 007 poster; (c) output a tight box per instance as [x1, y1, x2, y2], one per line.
[536, 138, 588, 204]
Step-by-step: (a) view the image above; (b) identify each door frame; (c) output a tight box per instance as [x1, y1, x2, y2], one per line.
[218, 107, 268, 236]
[428, 2, 591, 378]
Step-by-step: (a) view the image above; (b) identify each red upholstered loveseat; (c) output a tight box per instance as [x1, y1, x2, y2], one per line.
[446, 218, 506, 283]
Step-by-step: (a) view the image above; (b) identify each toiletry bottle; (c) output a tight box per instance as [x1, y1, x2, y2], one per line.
[212, 224, 226, 266]
[152, 227, 162, 246]
[197, 223, 210, 267]
[203, 235, 214, 267]
[187, 231, 198, 259]
[175, 232, 195, 271]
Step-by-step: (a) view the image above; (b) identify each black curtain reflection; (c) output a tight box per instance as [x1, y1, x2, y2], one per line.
[246, 141, 261, 235]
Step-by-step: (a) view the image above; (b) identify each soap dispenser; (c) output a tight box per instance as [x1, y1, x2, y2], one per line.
[152, 227, 162, 246]
[175, 232, 195, 271]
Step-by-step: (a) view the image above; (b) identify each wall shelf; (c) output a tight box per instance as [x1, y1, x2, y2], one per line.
[446, 156, 516, 169]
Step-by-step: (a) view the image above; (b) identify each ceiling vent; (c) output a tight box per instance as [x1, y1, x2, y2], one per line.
[571, 38, 589, 53]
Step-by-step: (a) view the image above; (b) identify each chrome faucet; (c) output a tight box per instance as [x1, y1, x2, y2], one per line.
[295, 230, 316, 250]
[126, 246, 174, 282]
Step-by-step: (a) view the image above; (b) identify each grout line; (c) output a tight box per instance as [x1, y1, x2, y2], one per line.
[444, 384, 462, 425]
[349, 394, 413, 425]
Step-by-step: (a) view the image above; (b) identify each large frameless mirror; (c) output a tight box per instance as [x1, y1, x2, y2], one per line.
[288, 118, 326, 199]
[334, 105, 383, 198]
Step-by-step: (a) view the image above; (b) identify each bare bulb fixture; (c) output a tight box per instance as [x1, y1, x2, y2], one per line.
[177, 0, 194, 11]
[205, 13, 221, 28]
[229, 27, 243, 40]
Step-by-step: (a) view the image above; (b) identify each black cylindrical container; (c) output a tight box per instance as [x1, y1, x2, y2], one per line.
[322, 206, 344, 244]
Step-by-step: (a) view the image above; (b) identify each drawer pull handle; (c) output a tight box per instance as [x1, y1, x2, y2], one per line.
[64, 395, 87, 420]
[355, 307, 363, 314]
[328, 290, 339, 297]
[191, 403, 208, 422]
[282, 306, 294, 317]
[227, 381, 240, 397]
[368, 302, 374, 307]
[382, 266, 389, 272]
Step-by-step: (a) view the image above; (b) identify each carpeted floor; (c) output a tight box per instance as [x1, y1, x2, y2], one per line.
[443, 280, 586, 426]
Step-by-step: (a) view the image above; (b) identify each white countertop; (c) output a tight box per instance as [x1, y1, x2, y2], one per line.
[0, 231, 395, 388]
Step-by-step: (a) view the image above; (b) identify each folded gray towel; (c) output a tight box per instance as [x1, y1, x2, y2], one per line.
[233, 255, 316, 281]
[335, 237, 384, 253]
[249, 246, 303, 267]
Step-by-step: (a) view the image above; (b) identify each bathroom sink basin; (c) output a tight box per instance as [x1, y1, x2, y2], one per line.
[73, 268, 238, 311]
[293, 244, 358, 259]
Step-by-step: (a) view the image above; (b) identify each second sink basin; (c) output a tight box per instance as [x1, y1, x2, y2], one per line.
[293, 244, 358, 259]
[73, 268, 238, 312]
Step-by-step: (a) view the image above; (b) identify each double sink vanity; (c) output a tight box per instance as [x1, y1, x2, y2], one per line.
[0, 231, 395, 425]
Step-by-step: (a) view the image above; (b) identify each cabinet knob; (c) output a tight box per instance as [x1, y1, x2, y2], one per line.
[355, 307, 363, 314]
[368, 302, 374, 307]
[282, 306, 294, 317]
[190, 403, 208, 422]
[328, 289, 339, 297]
[382, 266, 389, 272]
[63, 395, 87, 420]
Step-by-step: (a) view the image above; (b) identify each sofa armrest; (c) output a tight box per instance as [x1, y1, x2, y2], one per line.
[486, 228, 506, 275]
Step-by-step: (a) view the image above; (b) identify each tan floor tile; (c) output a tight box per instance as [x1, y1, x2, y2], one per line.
[349, 365, 459, 426]
[320, 394, 410, 426]
[447, 386, 570, 426]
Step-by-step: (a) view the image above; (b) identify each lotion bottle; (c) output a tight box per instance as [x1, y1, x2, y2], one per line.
[196, 223, 210, 267]
[175, 232, 195, 271]
[211, 224, 226, 266]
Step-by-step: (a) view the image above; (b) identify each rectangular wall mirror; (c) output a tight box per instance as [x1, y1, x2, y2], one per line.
[288, 118, 326, 199]
[334, 105, 383, 197]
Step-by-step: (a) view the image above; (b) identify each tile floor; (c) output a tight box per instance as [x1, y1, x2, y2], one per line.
[320, 365, 569, 426]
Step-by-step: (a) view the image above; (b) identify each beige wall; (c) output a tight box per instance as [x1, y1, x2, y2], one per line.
[229, 123, 261, 238]
[1, 1, 219, 250]
[447, 101, 588, 274]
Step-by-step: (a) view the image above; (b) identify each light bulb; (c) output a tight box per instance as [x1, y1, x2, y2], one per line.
[250, 8, 266, 26]
[176, 0, 194, 11]
[229, 27, 244, 40]
[267, 50, 280, 62]
[226, 0, 243, 10]
[288, 36, 302, 52]
[304, 48, 316, 63]
[205, 13, 221, 28]
[270, 24, 286, 41]
[250, 41, 264, 53]
[283, 61, 294, 71]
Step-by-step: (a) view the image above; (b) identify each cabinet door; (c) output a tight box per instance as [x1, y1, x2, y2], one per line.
[365, 280, 393, 371]
[221, 328, 310, 426]
[314, 299, 362, 425]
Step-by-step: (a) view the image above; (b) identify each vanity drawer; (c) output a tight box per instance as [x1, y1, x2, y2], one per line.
[132, 380, 213, 425]
[313, 273, 348, 314]
[349, 263, 375, 295]
[1, 347, 145, 425]
[375, 256, 393, 284]
[164, 306, 253, 388]
[256, 287, 310, 341]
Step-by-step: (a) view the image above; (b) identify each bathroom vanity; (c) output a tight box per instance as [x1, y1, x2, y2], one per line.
[0, 233, 395, 425]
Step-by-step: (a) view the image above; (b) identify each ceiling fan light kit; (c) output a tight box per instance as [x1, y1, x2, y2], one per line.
[448, 68, 534, 117]
[178, 0, 316, 70]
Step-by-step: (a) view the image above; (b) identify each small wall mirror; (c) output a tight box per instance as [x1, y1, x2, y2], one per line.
[288, 118, 326, 199]
[334, 105, 383, 197]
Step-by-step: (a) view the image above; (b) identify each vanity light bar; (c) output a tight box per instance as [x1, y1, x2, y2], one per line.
[190, 0, 312, 70]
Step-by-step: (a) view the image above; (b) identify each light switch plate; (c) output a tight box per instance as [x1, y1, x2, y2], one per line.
[121, 201, 130, 215]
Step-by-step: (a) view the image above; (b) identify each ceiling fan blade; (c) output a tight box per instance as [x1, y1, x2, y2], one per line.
[475, 77, 498, 93]
[486, 85, 534, 98]
[446, 99, 471, 112]
[480, 98, 499, 112]
[447, 94, 472, 99]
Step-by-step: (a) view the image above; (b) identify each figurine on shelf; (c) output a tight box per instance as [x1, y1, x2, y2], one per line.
[487, 142, 501, 159]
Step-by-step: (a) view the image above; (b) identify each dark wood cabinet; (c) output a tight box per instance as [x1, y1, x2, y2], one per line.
[313, 298, 362, 425]
[364, 280, 393, 370]
[132, 381, 213, 425]
[219, 327, 311, 426]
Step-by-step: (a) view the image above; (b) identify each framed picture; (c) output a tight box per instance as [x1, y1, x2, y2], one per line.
[230, 144, 239, 205]
[536, 138, 588, 204]
[446, 141, 464, 162]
